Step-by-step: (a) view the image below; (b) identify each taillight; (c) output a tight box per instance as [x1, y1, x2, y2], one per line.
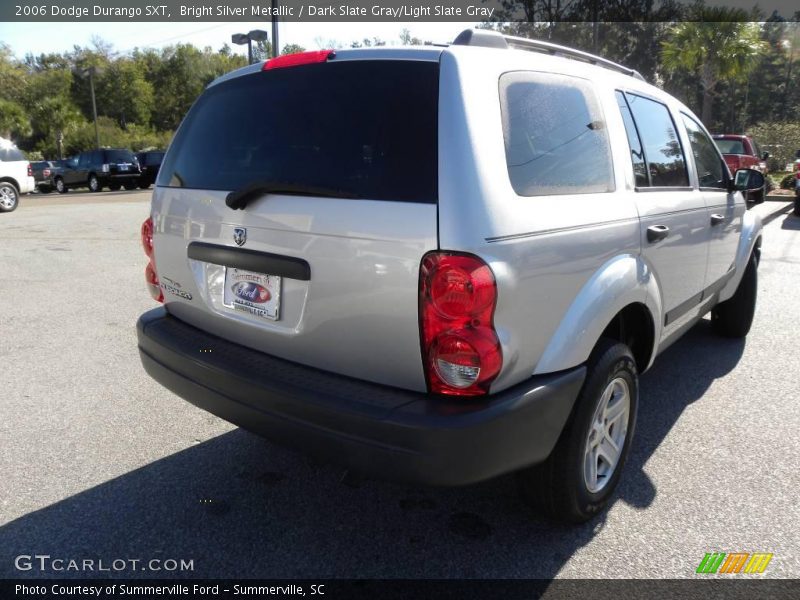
[27, 163, 32, 177]
[419, 252, 502, 396]
[141, 217, 163, 303]
[263, 50, 334, 70]
[141, 217, 154, 259]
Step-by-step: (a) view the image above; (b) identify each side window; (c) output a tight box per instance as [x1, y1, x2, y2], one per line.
[624, 93, 689, 187]
[681, 114, 727, 190]
[499, 71, 614, 196]
[78, 153, 89, 168]
[615, 91, 648, 187]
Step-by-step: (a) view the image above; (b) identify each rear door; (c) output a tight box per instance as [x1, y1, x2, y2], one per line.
[70, 152, 90, 185]
[616, 91, 709, 334]
[151, 56, 441, 391]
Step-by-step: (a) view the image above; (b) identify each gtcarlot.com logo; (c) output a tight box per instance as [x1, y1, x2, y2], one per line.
[14, 554, 194, 573]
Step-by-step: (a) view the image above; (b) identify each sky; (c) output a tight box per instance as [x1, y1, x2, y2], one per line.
[0, 22, 474, 58]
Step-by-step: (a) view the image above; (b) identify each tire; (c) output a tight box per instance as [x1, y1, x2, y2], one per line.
[123, 182, 137, 191]
[88, 174, 101, 193]
[0, 182, 20, 213]
[139, 182, 151, 190]
[55, 178, 67, 194]
[711, 253, 757, 338]
[794, 195, 800, 217]
[518, 338, 638, 523]
[109, 183, 121, 191]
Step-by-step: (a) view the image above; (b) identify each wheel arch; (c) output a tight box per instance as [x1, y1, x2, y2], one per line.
[0, 177, 20, 192]
[719, 209, 763, 302]
[598, 303, 656, 374]
[534, 254, 662, 375]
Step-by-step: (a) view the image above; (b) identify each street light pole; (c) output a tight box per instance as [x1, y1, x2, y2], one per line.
[272, 0, 280, 57]
[87, 67, 100, 149]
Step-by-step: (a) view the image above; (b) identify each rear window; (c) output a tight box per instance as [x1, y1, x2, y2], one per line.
[105, 150, 136, 163]
[158, 60, 439, 203]
[0, 145, 26, 162]
[714, 138, 745, 155]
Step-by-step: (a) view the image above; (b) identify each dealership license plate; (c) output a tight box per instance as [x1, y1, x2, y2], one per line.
[223, 268, 281, 321]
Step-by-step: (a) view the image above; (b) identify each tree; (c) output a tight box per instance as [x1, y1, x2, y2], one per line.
[29, 96, 83, 158]
[0, 44, 27, 104]
[350, 38, 386, 48]
[399, 29, 423, 46]
[661, 7, 764, 125]
[281, 44, 306, 55]
[95, 58, 154, 127]
[0, 99, 31, 139]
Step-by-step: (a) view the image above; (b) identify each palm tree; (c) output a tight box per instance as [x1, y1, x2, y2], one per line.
[661, 7, 764, 125]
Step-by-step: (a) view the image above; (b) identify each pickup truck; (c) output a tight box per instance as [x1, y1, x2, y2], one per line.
[712, 134, 769, 174]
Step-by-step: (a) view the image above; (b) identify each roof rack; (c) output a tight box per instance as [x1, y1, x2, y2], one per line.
[452, 29, 646, 82]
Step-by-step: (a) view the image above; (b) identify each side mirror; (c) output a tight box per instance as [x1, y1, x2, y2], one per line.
[762, 151, 770, 160]
[732, 168, 765, 203]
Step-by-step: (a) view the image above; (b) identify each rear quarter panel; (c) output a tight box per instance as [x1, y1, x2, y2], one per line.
[437, 48, 655, 392]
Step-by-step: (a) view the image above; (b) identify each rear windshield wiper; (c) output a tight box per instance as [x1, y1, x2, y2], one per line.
[226, 180, 360, 210]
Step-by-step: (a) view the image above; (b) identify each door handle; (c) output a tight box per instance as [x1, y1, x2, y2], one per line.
[646, 225, 670, 243]
[710, 213, 725, 226]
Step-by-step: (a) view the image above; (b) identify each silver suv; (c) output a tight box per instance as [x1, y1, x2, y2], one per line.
[137, 30, 764, 522]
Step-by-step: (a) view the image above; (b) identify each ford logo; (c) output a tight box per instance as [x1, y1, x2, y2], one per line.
[232, 282, 271, 304]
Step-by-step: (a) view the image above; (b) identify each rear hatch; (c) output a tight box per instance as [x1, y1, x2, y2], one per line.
[151, 54, 440, 392]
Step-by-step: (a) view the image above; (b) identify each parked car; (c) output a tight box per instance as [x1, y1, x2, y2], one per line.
[0, 137, 35, 212]
[54, 148, 141, 193]
[713, 134, 769, 203]
[31, 160, 60, 192]
[136, 30, 765, 523]
[136, 151, 165, 189]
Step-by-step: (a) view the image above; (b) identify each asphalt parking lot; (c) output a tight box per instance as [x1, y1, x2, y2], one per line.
[1, 191, 798, 579]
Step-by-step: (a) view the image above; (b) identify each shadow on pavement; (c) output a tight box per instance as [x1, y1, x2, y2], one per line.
[0, 321, 744, 579]
[781, 212, 800, 230]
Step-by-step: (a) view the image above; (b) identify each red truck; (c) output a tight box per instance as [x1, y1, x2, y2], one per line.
[713, 135, 769, 205]
[713, 134, 769, 174]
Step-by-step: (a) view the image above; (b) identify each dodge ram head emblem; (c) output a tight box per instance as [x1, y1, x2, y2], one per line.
[233, 227, 247, 247]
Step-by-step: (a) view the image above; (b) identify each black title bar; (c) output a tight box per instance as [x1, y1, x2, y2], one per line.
[4, 0, 800, 22]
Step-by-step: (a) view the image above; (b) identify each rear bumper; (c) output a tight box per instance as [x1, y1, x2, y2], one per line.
[102, 173, 140, 183]
[137, 307, 585, 486]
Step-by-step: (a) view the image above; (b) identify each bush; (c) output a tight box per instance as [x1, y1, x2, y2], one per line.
[748, 122, 800, 171]
[780, 172, 797, 189]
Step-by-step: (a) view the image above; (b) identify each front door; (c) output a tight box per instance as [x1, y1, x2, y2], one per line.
[680, 114, 745, 291]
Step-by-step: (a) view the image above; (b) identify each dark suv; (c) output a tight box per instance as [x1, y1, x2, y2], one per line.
[136, 151, 165, 189]
[54, 148, 141, 193]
